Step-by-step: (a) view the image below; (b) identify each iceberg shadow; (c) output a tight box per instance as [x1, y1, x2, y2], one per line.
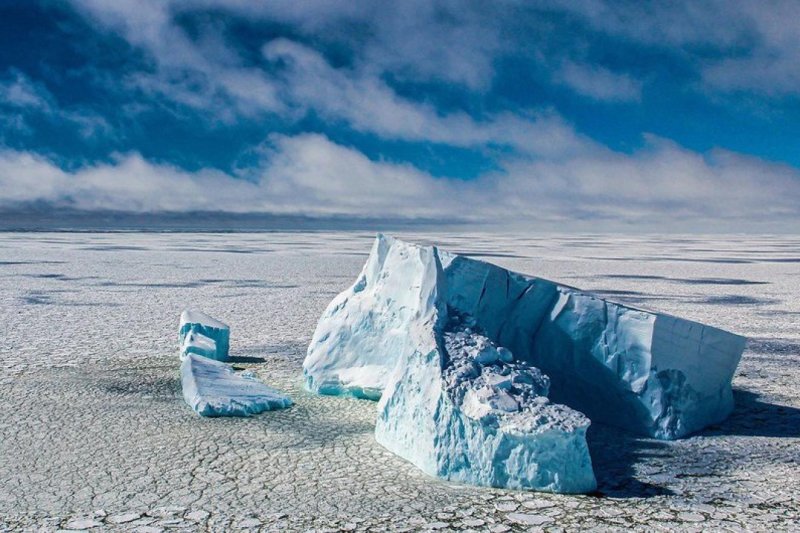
[585, 424, 675, 499]
[701, 389, 800, 439]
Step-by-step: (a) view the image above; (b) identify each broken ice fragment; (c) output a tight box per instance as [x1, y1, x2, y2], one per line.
[179, 310, 229, 362]
[180, 331, 217, 361]
[181, 354, 292, 417]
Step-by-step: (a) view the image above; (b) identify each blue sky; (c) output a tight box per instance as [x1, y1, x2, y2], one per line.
[1, 0, 799, 230]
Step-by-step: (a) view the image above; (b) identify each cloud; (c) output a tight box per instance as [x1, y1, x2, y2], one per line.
[546, 0, 800, 97]
[262, 39, 586, 156]
[555, 62, 642, 102]
[0, 71, 51, 110]
[0, 70, 112, 141]
[2, 133, 798, 231]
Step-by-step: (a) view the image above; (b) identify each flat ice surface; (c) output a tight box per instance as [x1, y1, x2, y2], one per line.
[179, 309, 230, 361]
[1, 231, 799, 530]
[181, 354, 292, 416]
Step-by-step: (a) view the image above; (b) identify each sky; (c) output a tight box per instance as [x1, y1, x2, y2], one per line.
[1, 0, 800, 231]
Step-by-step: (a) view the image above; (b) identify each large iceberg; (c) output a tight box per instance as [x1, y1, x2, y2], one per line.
[305, 235, 745, 447]
[181, 354, 292, 417]
[179, 310, 230, 362]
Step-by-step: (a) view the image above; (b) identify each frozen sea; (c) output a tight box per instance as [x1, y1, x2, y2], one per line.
[1, 231, 798, 531]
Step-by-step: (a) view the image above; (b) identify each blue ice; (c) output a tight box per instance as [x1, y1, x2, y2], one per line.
[181, 354, 292, 417]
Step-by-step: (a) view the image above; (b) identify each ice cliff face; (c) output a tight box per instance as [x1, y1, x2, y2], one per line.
[303, 234, 745, 492]
[304, 236, 440, 399]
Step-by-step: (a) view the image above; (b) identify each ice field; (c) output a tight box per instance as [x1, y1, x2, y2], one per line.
[1, 231, 799, 531]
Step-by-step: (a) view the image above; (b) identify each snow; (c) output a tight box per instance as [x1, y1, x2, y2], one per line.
[305, 234, 746, 454]
[180, 354, 292, 417]
[179, 310, 230, 362]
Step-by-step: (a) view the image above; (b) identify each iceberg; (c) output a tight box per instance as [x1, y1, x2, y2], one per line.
[179, 310, 230, 362]
[181, 354, 292, 417]
[375, 314, 597, 493]
[305, 234, 746, 440]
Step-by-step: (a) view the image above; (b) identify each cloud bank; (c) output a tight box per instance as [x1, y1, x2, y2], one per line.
[0, 0, 799, 231]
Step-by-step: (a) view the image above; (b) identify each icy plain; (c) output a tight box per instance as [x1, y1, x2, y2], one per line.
[1, 231, 799, 530]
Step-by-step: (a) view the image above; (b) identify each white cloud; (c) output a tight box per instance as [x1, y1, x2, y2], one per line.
[556, 62, 642, 102]
[1, 133, 798, 231]
[547, 0, 800, 97]
[263, 39, 586, 156]
[0, 70, 113, 141]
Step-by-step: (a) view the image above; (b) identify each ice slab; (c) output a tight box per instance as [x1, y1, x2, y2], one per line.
[179, 310, 229, 362]
[304, 235, 440, 399]
[181, 354, 292, 417]
[305, 235, 746, 441]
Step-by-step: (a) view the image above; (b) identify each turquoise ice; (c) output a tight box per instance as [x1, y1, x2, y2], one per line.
[179, 310, 230, 362]
[181, 354, 292, 417]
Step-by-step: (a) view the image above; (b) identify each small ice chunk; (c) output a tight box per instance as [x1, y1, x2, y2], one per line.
[497, 347, 513, 363]
[179, 310, 229, 362]
[181, 354, 292, 417]
[180, 331, 217, 361]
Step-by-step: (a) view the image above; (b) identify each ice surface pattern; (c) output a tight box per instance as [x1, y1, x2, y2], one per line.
[2, 231, 798, 530]
[181, 354, 292, 417]
[306, 235, 746, 441]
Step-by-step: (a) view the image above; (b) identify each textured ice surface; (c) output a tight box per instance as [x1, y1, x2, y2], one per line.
[304, 235, 440, 399]
[375, 316, 597, 493]
[181, 354, 292, 417]
[2, 231, 799, 530]
[179, 310, 229, 361]
[305, 235, 746, 441]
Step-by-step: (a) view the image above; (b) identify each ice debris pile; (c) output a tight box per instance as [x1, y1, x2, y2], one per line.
[181, 354, 293, 417]
[179, 310, 230, 362]
[304, 234, 746, 493]
[178, 310, 292, 417]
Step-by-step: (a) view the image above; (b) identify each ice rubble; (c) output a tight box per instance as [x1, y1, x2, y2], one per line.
[375, 316, 597, 493]
[179, 310, 230, 361]
[181, 354, 292, 417]
[304, 234, 746, 491]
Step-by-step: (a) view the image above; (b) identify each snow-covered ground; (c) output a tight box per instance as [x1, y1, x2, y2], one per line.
[1, 231, 798, 531]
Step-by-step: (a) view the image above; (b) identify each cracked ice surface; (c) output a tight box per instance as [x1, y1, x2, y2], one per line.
[307, 235, 746, 440]
[1, 231, 799, 530]
[181, 354, 292, 416]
